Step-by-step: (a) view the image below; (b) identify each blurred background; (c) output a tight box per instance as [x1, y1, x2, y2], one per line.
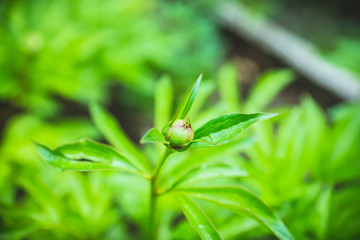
[0, 0, 359, 239]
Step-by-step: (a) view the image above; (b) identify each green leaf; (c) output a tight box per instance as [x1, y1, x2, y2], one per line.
[331, 104, 360, 162]
[35, 139, 140, 175]
[180, 72, 203, 119]
[155, 75, 173, 130]
[314, 184, 332, 239]
[140, 128, 167, 144]
[245, 69, 294, 111]
[218, 63, 240, 111]
[275, 108, 302, 161]
[90, 103, 151, 174]
[176, 194, 222, 240]
[177, 187, 294, 240]
[0, 225, 39, 240]
[154, 77, 173, 154]
[18, 176, 62, 222]
[188, 81, 216, 119]
[301, 96, 326, 173]
[192, 113, 277, 148]
[158, 137, 255, 193]
[171, 164, 248, 190]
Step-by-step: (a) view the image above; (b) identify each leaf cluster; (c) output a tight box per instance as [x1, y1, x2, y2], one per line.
[1, 63, 359, 240]
[32, 71, 291, 240]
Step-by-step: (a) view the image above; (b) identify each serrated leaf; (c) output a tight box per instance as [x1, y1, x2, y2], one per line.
[90, 103, 151, 174]
[176, 194, 222, 240]
[180, 72, 203, 119]
[177, 187, 294, 240]
[192, 113, 277, 148]
[171, 164, 248, 189]
[35, 139, 140, 174]
[140, 128, 167, 144]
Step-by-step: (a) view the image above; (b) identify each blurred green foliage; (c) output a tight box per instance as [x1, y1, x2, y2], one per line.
[2, 62, 359, 239]
[322, 37, 360, 76]
[1, 0, 360, 239]
[0, 0, 222, 113]
[245, 99, 360, 239]
[180, 65, 360, 239]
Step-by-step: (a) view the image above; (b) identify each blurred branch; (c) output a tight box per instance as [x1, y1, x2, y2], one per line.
[216, 2, 360, 101]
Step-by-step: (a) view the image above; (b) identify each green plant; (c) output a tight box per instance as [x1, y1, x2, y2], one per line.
[0, 0, 222, 114]
[239, 98, 360, 240]
[35, 72, 294, 240]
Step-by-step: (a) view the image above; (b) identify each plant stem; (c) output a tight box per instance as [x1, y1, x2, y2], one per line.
[149, 148, 173, 240]
[152, 148, 173, 181]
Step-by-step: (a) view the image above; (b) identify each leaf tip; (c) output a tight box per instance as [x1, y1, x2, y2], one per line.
[139, 137, 146, 145]
[89, 101, 108, 120]
[198, 71, 204, 82]
[269, 112, 279, 118]
[33, 141, 45, 151]
[259, 112, 279, 121]
[34, 142, 52, 163]
[89, 100, 98, 110]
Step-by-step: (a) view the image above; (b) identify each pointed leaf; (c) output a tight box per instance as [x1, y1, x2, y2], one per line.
[155, 75, 173, 130]
[192, 113, 277, 148]
[140, 128, 167, 144]
[90, 103, 151, 174]
[245, 69, 294, 111]
[188, 81, 216, 120]
[176, 194, 222, 240]
[180, 72, 203, 119]
[35, 139, 140, 175]
[177, 187, 294, 240]
[218, 63, 240, 111]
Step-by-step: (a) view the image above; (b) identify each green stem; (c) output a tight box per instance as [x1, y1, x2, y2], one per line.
[149, 148, 173, 240]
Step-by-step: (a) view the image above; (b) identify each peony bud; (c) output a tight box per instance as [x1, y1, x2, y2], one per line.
[162, 119, 194, 150]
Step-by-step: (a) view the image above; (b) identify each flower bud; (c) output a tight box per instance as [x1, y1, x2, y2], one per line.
[162, 119, 194, 150]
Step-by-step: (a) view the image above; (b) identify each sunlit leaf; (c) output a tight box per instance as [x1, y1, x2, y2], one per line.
[301, 96, 327, 176]
[90, 103, 151, 174]
[180, 72, 203, 119]
[35, 139, 140, 175]
[331, 104, 360, 162]
[177, 187, 294, 240]
[245, 69, 294, 111]
[275, 107, 302, 160]
[218, 63, 240, 111]
[191, 113, 277, 148]
[314, 184, 332, 239]
[155, 75, 173, 130]
[176, 194, 222, 240]
[140, 128, 167, 144]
